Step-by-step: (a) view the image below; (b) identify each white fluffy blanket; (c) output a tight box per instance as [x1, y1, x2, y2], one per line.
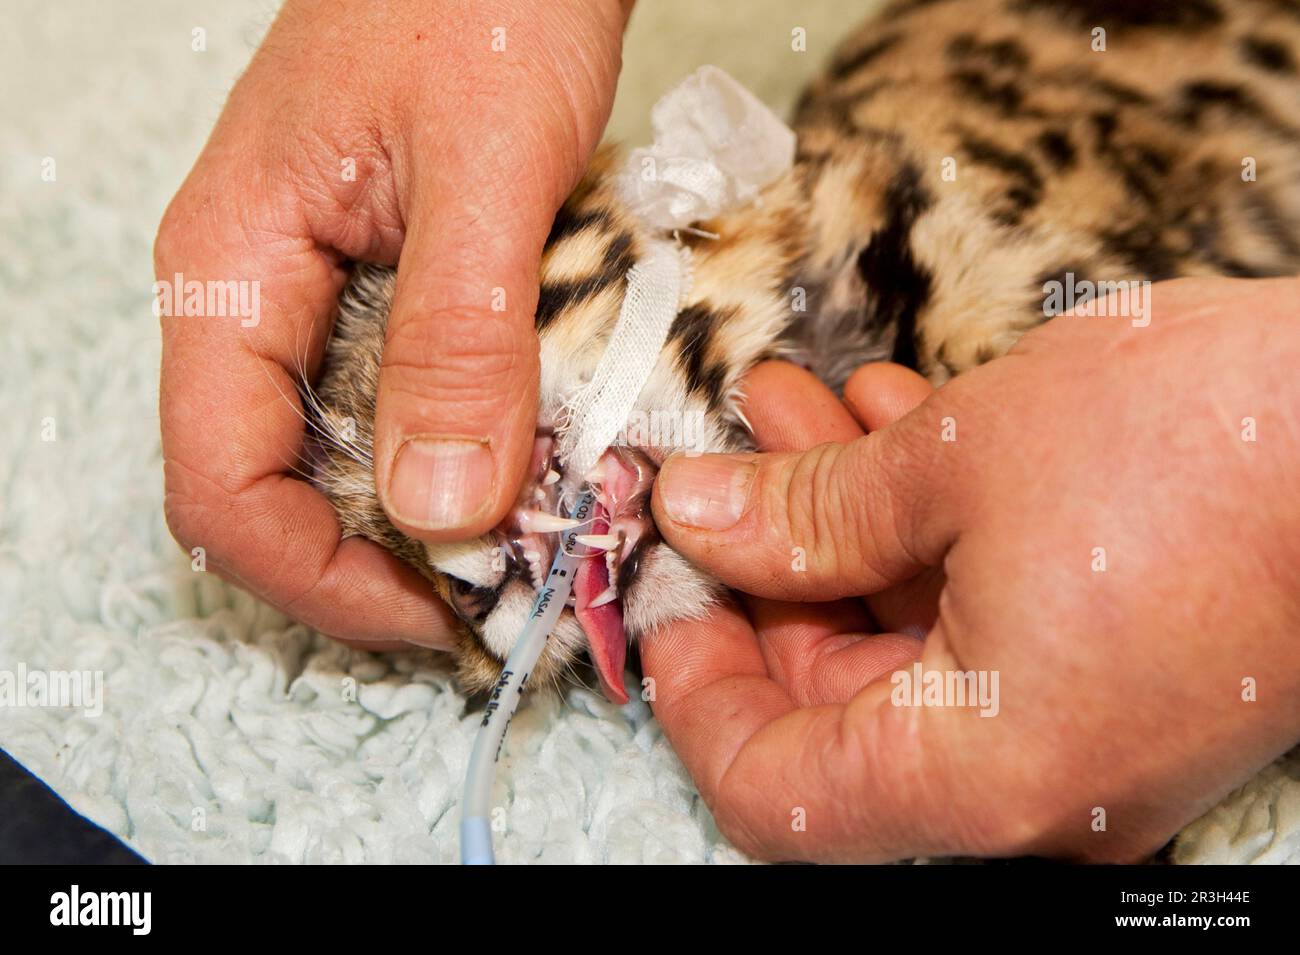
[0, 0, 1294, 865]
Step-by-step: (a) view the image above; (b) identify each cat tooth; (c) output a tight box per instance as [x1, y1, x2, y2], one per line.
[587, 585, 619, 609]
[574, 533, 621, 551]
[583, 458, 607, 487]
[519, 510, 581, 533]
[533, 488, 546, 503]
[542, 469, 561, 486]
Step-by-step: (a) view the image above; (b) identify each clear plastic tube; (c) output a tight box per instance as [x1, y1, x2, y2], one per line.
[459, 490, 598, 865]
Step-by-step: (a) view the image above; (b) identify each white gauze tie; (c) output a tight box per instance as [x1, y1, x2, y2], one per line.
[555, 65, 796, 483]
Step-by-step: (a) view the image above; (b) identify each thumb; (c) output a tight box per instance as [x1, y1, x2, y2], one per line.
[373, 182, 549, 542]
[367, 0, 628, 542]
[651, 398, 967, 600]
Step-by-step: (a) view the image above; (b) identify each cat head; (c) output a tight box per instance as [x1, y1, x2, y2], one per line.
[307, 148, 811, 700]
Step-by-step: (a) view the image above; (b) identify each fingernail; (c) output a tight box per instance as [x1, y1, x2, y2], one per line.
[386, 436, 495, 530]
[658, 454, 755, 531]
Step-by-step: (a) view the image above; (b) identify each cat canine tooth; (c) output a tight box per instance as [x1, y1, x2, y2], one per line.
[518, 510, 581, 533]
[574, 533, 621, 551]
[587, 585, 619, 609]
[542, 469, 561, 486]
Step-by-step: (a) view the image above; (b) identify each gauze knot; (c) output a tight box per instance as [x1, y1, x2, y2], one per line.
[615, 65, 798, 232]
[556, 66, 795, 483]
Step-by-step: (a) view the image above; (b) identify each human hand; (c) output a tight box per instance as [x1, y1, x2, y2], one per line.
[644, 277, 1300, 862]
[155, 0, 630, 648]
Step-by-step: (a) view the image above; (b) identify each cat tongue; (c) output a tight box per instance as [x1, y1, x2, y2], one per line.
[573, 516, 629, 704]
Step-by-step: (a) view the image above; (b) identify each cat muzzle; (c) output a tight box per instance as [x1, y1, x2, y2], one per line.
[488, 434, 658, 702]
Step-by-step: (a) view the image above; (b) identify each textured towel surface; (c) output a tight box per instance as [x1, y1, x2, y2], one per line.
[0, 0, 1295, 865]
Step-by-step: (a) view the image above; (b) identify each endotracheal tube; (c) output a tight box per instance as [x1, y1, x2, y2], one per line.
[460, 490, 598, 865]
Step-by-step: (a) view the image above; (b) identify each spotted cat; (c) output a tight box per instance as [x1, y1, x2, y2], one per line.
[306, 0, 1300, 699]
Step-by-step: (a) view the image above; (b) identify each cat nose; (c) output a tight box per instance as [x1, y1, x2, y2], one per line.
[447, 577, 500, 624]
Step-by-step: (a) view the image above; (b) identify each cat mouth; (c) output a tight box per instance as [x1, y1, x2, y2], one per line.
[497, 437, 658, 703]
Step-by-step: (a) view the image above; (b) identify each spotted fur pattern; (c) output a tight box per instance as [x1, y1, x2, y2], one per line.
[309, 0, 1300, 696]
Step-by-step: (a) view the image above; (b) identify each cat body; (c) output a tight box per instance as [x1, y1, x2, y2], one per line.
[307, 0, 1300, 696]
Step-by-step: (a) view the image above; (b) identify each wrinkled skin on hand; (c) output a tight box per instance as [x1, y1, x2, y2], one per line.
[156, 0, 631, 649]
[647, 277, 1300, 863]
